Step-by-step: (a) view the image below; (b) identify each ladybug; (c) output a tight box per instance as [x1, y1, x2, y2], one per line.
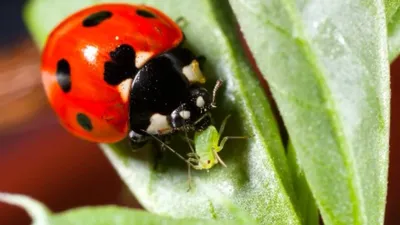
[41, 3, 217, 147]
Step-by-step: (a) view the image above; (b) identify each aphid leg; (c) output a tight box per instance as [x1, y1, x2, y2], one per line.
[184, 130, 199, 160]
[143, 130, 196, 168]
[187, 153, 199, 160]
[218, 136, 248, 153]
[213, 149, 227, 168]
[179, 120, 198, 160]
[180, 135, 195, 144]
[153, 139, 196, 192]
[187, 162, 193, 191]
[187, 157, 199, 163]
[218, 114, 232, 136]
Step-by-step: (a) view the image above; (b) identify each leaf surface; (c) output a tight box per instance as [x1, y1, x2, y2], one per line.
[0, 193, 254, 225]
[24, 0, 301, 224]
[230, 0, 390, 224]
[386, 0, 400, 61]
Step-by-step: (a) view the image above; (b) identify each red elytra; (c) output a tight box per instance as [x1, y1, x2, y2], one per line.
[41, 3, 183, 143]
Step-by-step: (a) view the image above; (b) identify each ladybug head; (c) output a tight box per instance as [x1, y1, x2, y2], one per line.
[188, 86, 213, 112]
[169, 101, 211, 132]
[169, 80, 222, 132]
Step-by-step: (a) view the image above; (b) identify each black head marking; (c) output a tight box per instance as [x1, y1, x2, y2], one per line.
[82, 11, 112, 27]
[136, 9, 156, 18]
[56, 59, 71, 93]
[77, 113, 93, 131]
[104, 44, 138, 85]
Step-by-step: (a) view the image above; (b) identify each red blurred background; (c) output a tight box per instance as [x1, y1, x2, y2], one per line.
[0, 1, 139, 224]
[0, 39, 140, 224]
[0, 1, 399, 224]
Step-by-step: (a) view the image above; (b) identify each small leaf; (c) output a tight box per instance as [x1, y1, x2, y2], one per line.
[0, 192, 52, 225]
[0, 193, 253, 225]
[286, 142, 318, 225]
[53, 206, 252, 225]
[24, 0, 301, 224]
[385, 0, 400, 24]
[230, 0, 390, 225]
[386, 0, 400, 61]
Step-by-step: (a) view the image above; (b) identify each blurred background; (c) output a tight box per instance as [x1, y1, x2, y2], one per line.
[0, 1, 139, 224]
[0, 1, 399, 224]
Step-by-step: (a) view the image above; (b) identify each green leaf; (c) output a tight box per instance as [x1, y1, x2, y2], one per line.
[230, 0, 390, 225]
[385, 0, 400, 24]
[0, 193, 254, 225]
[0, 192, 52, 225]
[24, 0, 301, 224]
[386, 0, 400, 22]
[54, 207, 253, 225]
[286, 142, 318, 225]
[386, 0, 400, 61]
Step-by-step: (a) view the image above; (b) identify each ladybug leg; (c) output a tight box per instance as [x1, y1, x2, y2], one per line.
[128, 130, 150, 149]
[175, 16, 188, 29]
[160, 135, 173, 148]
[152, 133, 173, 152]
[152, 141, 165, 171]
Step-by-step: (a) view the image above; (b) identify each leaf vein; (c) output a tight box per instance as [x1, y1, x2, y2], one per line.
[280, 0, 365, 224]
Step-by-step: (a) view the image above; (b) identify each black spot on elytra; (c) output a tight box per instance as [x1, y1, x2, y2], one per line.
[56, 59, 71, 93]
[77, 113, 93, 131]
[104, 44, 137, 85]
[136, 9, 156, 18]
[82, 11, 112, 27]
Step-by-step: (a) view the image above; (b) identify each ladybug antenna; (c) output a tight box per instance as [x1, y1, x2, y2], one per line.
[211, 80, 223, 108]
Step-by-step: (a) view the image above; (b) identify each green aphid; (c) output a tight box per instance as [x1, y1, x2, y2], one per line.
[148, 115, 247, 171]
[148, 115, 246, 189]
[186, 115, 247, 170]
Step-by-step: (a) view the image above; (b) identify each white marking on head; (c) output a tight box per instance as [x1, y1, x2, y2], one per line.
[182, 60, 206, 84]
[179, 110, 191, 120]
[196, 96, 205, 108]
[135, 52, 152, 68]
[83, 45, 98, 63]
[146, 113, 171, 134]
[117, 78, 133, 103]
[129, 130, 135, 138]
